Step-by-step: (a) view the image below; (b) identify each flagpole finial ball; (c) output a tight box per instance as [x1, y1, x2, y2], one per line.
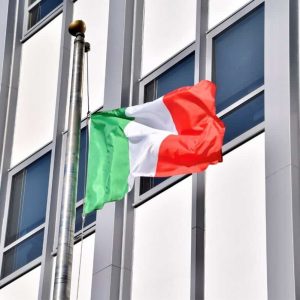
[68, 20, 86, 36]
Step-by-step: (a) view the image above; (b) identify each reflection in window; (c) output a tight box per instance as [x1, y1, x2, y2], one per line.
[5, 152, 51, 246]
[141, 54, 195, 194]
[213, 5, 264, 112]
[77, 127, 88, 202]
[221, 92, 264, 144]
[75, 205, 97, 233]
[2, 152, 51, 278]
[28, 0, 63, 30]
[144, 54, 195, 102]
[213, 4, 264, 145]
[1, 230, 44, 278]
[75, 127, 97, 233]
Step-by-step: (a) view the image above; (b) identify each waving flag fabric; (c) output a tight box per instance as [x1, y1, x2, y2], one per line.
[84, 80, 225, 214]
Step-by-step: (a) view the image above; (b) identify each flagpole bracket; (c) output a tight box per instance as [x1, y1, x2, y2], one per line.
[85, 42, 91, 53]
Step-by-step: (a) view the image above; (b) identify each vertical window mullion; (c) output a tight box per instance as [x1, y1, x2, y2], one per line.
[17, 169, 27, 241]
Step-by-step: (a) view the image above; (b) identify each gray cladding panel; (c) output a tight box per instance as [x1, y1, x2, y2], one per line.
[191, 0, 208, 299]
[120, 194, 134, 272]
[0, 0, 9, 80]
[266, 166, 297, 300]
[119, 268, 132, 300]
[264, 2, 300, 298]
[93, 205, 115, 272]
[190, 227, 205, 300]
[38, 0, 74, 298]
[93, 202, 124, 272]
[91, 265, 121, 300]
[91, 0, 136, 299]
[265, 1, 300, 298]
[265, 0, 299, 175]
[103, 0, 129, 110]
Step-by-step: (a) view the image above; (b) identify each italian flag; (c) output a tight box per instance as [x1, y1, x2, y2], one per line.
[84, 80, 225, 214]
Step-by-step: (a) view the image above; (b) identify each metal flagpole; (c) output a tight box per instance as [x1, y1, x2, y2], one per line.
[53, 20, 89, 300]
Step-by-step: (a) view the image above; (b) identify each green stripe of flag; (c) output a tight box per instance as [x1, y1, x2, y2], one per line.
[84, 109, 133, 214]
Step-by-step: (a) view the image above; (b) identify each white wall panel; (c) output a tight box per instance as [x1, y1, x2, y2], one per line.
[131, 176, 192, 300]
[0, 266, 40, 299]
[209, 0, 251, 29]
[70, 233, 95, 300]
[11, 16, 62, 167]
[50, 234, 95, 300]
[141, 0, 196, 76]
[205, 134, 267, 300]
[65, 0, 109, 129]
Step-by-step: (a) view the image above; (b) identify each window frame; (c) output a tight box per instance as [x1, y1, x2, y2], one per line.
[138, 42, 196, 104]
[22, 0, 64, 42]
[206, 0, 265, 154]
[0, 143, 52, 287]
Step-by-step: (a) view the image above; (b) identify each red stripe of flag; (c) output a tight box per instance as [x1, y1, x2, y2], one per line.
[155, 81, 225, 176]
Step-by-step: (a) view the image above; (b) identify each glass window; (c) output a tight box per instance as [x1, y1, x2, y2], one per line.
[77, 127, 88, 202]
[75, 205, 97, 233]
[2, 152, 51, 278]
[212, 4, 264, 146]
[5, 152, 51, 246]
[145, 54, 195, 102]
[221, 92, 264, 144]
[141, 54, 195, 194]
[1, 230, 44, 278]
[28, 0, 63, 30]
[156, 54, 195, 97]
[75, 127, 96, 233]
[213, 5, 264, 113]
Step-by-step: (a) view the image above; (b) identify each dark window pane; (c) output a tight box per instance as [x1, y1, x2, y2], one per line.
[157, 54, 195, 97]
[140, 177, 169, 194]
[28, 5, 40, 29]
[213, 5, 264, 112]
[40, 0, 63, 19]
[28, 0, 63, 29]
[75, 205, 96, 233]
[141, 54, 195, 194]
[77, 127, 88, 202]
[221, 93, 264, 144]
[1, 230, 44, 278]
[6, 152, 51, 245]
[144, 53, 195, 103]
[144, 81, 156, 103]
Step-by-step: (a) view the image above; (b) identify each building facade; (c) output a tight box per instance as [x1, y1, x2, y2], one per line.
[0, 0, 299, 299]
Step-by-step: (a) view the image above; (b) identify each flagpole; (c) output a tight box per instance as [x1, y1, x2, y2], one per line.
[53, 20, 88, 300]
